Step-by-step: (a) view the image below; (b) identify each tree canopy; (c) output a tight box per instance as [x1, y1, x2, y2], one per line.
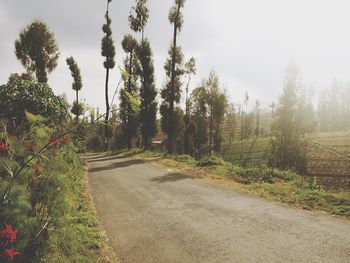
[14, 20, 60, 83]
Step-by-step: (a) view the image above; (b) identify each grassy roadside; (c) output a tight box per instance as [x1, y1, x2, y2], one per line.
[133, 150, 350, 219]
[40, 160, 119, 263]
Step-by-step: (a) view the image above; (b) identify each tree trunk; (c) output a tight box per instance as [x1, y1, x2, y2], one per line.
[104, 68, 110, 152]
[127, 51, 133, 149]
[168, 5, 180, 154]
[75, 89, 79, 122]
[209, 105, 213, 156]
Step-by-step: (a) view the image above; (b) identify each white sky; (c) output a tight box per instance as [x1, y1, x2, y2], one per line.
[1, 0, 350, 112]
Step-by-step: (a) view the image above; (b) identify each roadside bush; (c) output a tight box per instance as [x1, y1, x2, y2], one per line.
[230, 166, 299, 184]
[0, 112, 100, 261]
[0, 74, 69, 127]
[198, 155, 225, 167]
[168, 154, 197, 165]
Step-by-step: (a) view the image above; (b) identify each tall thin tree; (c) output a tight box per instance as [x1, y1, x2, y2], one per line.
[129, 0, 149, 42]
[101, 0, 116, 151]
[161, 0, 186, 154]
[129, 0, 158, 149]
[184, 57, 196, 154]
[66, 56, 83, 121]
[201, 72, 227, 155]
[254, 100, 260, 137]
[120, 34, 139, 149]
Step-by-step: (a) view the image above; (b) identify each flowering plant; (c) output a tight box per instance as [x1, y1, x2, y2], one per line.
[0, 225, 20, 260]
[0, 141, 9, 153]
[49, 135, 70, 147]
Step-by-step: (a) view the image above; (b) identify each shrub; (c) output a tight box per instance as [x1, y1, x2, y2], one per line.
[0, 113, 84, 261]
[0, 74, 69, 126]
[198, 155, 225, 167]
[233, 166, 298, 184]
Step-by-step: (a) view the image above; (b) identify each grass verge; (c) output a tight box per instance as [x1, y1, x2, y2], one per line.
[137, 150, 350, 219]
[40, 161, 118, 262]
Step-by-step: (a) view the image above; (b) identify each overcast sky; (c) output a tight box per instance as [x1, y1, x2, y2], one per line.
[1, 0, 350, 112]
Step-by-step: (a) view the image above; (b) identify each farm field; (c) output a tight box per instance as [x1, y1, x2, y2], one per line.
[220, 133, 350, 191]
[309, 132, 350, 157]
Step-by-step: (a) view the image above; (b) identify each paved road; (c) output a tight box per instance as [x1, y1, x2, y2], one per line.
[86, 155, 350, 263]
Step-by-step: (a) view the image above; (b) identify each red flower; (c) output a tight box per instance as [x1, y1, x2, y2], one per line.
[0, 142, 8, 153]
[49, 139, 61, 147]
[49, 135, 70, 147]
[3, 248, 20, 259]
[0, 225, 17, 245]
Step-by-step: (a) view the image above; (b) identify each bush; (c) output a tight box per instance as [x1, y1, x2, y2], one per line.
[0, 74, 69, 126]
[198, 155, 225, 167]
[0, 113, 101, 261]
[232, 166, 298, 184]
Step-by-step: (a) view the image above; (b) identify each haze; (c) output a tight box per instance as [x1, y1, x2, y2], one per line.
[1, 0, 349, 110]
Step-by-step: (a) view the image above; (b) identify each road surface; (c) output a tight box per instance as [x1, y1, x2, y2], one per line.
[86, 155, 350, 263]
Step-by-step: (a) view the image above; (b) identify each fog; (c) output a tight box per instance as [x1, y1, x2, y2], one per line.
[1, 0, 350, 110]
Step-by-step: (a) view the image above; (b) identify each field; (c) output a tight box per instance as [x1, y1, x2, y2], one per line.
[221, 138, 270, 166]
[220, 132, 350, 191]
[306, 132, 350, 191]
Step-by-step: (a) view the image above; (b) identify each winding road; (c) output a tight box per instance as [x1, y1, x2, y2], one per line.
[86, 155, 350, 263]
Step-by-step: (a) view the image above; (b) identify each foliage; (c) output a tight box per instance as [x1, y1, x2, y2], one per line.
[71, 101, 85, 118]
[184, 57, 196, 155]
[202, 72, 228, 153]
[129, 0, 149, 39]
[166, 154, 197, 165]
[66, 57, 82, 92]
[270, 62, 309, 173]
[0, 113, 103, 262]
[318, 80, 350, 132]
[137, 39, 158, 149]
[0, 225, 20, 261]
[101, 12, 116, 70]
[198, 155, 225, 167]
[189, 87, 208, 158]
[0, 75, 69, 127]
[187, 72, 227, 157]
[119, 34, 140, 149]
[160, 0, 186, 153]
[66, 56, 84, 120]
[101, 0, 116, 150]
[14, 20, 59, 83]
[220, 138, 270, 167]
[160, 106, 185, 153]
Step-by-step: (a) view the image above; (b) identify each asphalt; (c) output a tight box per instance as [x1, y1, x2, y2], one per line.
[86, 155, 350, 263]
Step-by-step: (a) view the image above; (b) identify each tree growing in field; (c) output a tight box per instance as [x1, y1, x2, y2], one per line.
[271, 62, 307, 172]
[15, 20, 59, 83]
[66, 57, 83, 121]
[101, 0, 116, 150]
[160, 0, 186, 154]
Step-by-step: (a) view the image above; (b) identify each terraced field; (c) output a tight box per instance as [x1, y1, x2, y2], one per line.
[220, 132, 350, 191]
[220, 138, 269, 166]
[307, 132, 350, 191]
